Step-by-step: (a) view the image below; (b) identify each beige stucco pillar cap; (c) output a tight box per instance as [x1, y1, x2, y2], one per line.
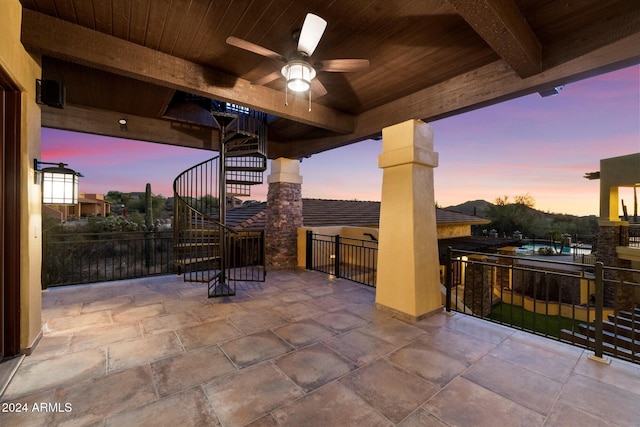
[378, 119, 438, 168]
[267, 157, 303, 184]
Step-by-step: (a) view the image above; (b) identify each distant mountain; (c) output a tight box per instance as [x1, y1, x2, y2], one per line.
[444, 200, 493, 218]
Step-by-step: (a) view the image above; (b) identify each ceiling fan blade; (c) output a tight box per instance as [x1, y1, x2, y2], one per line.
[226, 36, 285, 61]
[310, 79, 328, 97]
[297, 13, 327, 56]
[317, 59, 370, 72]
[252, 71, 282, 86]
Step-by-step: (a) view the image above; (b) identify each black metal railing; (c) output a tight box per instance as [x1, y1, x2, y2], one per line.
[445, 248, 640, 364]
[629, 224, 640, 248]
[43, 230, 174, 287]
[305, 231, 377, 287]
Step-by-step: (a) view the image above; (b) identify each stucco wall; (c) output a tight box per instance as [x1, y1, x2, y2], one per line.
[1, 0, 44, 352]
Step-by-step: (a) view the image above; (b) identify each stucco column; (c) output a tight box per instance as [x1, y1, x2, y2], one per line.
[265, 158, 303, 270]
[375, 119, 442, 321]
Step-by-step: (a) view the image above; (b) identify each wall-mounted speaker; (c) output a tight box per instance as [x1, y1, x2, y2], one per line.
[36, 79, 65, 109]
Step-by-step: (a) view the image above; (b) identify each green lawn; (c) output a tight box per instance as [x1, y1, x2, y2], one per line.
[487, 302, 588, 338]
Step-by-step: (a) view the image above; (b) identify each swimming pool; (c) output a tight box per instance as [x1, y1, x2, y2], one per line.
[516, 243, 592, 255]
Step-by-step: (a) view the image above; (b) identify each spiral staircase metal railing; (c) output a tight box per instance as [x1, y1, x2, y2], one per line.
[173, 104, 267, 297]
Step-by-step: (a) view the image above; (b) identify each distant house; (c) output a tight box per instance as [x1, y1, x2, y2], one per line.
[225, 198, 516, 261]
[43, 193, 111, 223]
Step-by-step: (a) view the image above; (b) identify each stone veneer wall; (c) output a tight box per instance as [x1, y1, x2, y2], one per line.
[265, 181, 303, 270]
[597, 223, 633, 311]
[464, 257, 493, 316]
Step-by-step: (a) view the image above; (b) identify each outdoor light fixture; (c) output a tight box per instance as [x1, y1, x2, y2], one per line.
[34, 159, 82, 205]
[119, 118, 128, 131]
[281, 60, 316, 92]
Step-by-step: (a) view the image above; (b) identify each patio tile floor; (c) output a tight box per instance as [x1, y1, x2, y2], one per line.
[2, 270, 640, 426]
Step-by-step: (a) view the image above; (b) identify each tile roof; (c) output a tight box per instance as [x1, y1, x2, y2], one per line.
[225, 199, 489, 230]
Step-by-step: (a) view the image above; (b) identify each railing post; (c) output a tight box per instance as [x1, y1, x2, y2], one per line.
[306, 230, 313, 270]
[445, 247, 453, 312]
[588, 262, 610, 364]
[334, 235, 341, 278]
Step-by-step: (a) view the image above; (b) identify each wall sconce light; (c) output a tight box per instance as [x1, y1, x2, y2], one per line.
[34, 159, 82, 205]
[119, 118, 128, 131]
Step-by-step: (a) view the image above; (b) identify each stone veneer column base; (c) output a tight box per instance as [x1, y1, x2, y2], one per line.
[264, 158, 303, 270]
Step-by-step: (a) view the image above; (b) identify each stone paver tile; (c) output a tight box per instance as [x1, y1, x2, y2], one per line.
[396, 408, 449, 427]
[161, 297, 203, 314]
[203, 363, 303, 427]
[271, 301, 326, 322]
[107, 332, 183, 372]
[323, 330, 397, 366]
[221, 330, 294, 369]
[140, 311, 201, 336]
[509, 330, 584, 360]
[44, 311, 112, 335]
[111, 302, 166, 323]
[544, 402, 618, 427]
[339, 359, 439, 423]
[0, 389, 55, 427]
[273, 319, 335, 348]
[412, 312, 451, 331]
[41, 302, 82, 321]
[106, 387, 220, 427]
[315, 310, 369, 333]
[490, 337, 577, 382]
[49, 365, 157, 426]
[244, 414, 279, 427]
[176, 319, 243, 350]
[423, 377, 546, 427]
[229, 310, 288, 335]
[573, 352, 640, 395]
[358, 317, 426, 347]
[3, 348, 106, 400]
[462, 355, 563, 414]
[388, 340, 469, 387]
[151, 345, 236, 396]
[132, 291, 168, 306]
[192, 301, 246, 322]
[445, 315, 514, 344]
[22, 335, 72, 365]
[417, 326, 495, 364]
[557, 372, 640, 426]
[275, 343, 357, 392]
[81, 296, 134, 313]
[273, 291, 313, 304]
[271, 382, 392, 427]
[339, 288, 376, 304]
[305, 294, 347, 311]
[69, 323, 142, 353]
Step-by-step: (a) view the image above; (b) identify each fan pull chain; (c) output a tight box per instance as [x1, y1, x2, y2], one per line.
[308, 89, 311, 112]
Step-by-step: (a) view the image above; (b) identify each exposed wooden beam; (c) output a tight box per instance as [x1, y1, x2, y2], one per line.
[285, 32, 640, 158]
[21, 9, 355, 134]
[446, 0, 542, 78]
[41, 104, 220, 151]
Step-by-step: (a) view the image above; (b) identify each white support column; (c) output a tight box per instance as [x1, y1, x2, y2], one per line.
[375, 119, 442, 321]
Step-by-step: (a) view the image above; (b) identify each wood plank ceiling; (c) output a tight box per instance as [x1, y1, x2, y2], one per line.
[18, 0, 640, 158]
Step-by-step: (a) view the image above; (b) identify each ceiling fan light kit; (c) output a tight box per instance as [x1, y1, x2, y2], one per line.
[226, 12, 369, 112]
[282, 60, 316, 92]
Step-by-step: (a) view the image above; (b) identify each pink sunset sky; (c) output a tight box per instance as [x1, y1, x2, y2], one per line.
[42, 65, 639, 217]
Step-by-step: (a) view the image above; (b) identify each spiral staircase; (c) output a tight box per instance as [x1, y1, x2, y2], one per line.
[173, 103, 267, 297]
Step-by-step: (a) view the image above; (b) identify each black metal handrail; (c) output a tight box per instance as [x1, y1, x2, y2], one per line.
[305, 231, 378, 287]
[445, 247, 640, 364]
[42, 230, 174, 287]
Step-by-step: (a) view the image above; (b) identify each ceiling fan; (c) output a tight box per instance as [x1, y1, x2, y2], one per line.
[226, 13, 369, 106]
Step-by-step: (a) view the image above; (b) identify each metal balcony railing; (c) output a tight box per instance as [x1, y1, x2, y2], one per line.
[42, 230, 174, 287]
